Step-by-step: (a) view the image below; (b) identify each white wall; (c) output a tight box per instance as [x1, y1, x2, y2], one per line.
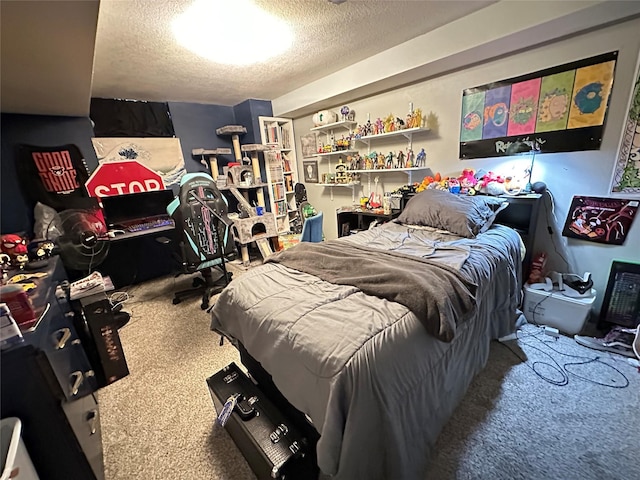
[291, 17, 640, 314]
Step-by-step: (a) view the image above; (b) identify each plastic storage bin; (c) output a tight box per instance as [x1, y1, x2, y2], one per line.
[1, 417, 39, 480]
[523, 284, 596, 335]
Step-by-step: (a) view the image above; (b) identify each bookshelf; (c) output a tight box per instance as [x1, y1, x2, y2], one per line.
[259, 116, 300, 234]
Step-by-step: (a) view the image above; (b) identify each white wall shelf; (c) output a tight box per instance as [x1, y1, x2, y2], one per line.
[310, 120, 357, 133]
[313, 149, 359, 158]
[355, 126, 429, 153]
[314, 181, 361, 202]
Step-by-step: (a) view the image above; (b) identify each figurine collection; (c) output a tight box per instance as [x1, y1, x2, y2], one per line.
[315, 104, 427, 167]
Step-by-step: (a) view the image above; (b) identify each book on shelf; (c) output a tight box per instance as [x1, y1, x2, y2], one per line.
[281, 127, 291, 149]
[282, 157, 292, 172]
[265, 125, 281, 145]
[272, 183, 285, 200]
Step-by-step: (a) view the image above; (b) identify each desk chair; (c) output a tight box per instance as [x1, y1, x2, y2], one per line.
[167, 172, 234, 309]
[300, 211, 323, 242]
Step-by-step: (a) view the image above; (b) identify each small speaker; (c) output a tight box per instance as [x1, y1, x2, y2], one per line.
[532, 181, 547, 193]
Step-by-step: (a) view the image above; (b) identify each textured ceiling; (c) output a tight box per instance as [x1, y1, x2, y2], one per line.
[91, 0, 496, 106]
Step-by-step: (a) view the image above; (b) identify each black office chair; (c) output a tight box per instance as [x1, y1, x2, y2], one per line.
[167, 172, 234, 309]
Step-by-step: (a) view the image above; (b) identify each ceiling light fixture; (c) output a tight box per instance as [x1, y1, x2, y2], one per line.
[172, 0, 293, 66]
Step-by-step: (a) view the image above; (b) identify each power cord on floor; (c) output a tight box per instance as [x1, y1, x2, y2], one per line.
[499, 326, 630, 389]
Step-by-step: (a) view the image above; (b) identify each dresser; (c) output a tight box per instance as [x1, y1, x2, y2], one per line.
[1, 257, 123, 480]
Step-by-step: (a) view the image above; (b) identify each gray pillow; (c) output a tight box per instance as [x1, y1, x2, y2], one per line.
[397, 189, 508, 238]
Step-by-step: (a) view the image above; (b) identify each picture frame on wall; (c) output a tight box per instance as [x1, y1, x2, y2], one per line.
[610, 51, 640, 195]
[302, 160, 319, 183]
[301, 133, 318, 158]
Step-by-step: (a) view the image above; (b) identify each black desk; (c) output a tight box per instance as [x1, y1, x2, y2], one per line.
[337, 208, 400, 237]
[98, 225, 179, 288]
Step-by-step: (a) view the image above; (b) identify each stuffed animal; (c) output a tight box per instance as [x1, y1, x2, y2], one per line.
[477, 171, 506, 196]
[416, 172, 441, 192]
[457, 169, 477, 195]
[1, 234, 28, 262]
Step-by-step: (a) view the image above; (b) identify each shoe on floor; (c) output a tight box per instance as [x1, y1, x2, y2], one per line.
[574, 326, 638, 358]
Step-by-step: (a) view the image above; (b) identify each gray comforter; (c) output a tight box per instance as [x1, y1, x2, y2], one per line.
[265, 241, 477, 342]
[211, 222, 522, 480]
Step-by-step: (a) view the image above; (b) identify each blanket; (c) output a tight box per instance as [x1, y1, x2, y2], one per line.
[265, 240, 477, 342]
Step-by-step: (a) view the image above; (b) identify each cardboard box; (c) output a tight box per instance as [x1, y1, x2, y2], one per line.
[523, 284, 596, 335]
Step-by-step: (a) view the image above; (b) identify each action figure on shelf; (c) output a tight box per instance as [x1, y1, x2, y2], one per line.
[405, 149, 414, 168]
[375, 118, 384, 135]
[340, 105, 350, 121]
[415, 148, 426, 167]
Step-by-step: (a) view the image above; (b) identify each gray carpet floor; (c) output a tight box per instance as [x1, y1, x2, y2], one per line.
[99, 262, 640, 480]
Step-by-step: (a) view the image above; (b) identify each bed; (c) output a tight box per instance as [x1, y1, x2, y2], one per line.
[210, 189, 525, 480]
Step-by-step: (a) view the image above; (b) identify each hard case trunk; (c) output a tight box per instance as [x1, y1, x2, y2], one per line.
[206, 362, 317, 480]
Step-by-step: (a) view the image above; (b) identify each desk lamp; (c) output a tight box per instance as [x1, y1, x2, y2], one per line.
[506, 140, 545, 193]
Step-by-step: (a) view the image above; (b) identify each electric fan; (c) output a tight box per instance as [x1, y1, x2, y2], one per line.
[46, 208, 110, 273]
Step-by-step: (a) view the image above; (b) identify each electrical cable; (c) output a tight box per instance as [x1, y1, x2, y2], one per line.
[528, 290, 554, 326]
[499, 326, 631, 389]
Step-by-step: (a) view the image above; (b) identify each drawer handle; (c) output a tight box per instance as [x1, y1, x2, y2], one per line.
[86, 409, 98, 435]
[69, 371, 84, 396]
[53, 328, 72, 349]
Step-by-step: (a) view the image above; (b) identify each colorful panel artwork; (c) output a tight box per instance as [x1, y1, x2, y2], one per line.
[612, 54, 640, 194]
[460, 91, 485, 142]
[482, 86, 511, 139]
[567, 60, 616, 129]
[459, 52, 617, 159]
[535, 70, 576, 132]
[507, 78, 541, 136]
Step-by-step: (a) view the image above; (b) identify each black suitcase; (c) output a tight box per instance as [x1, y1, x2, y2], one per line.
[206, 362, 318, 480]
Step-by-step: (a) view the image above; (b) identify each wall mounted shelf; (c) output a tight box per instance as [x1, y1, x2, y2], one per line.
[314, 181, 361, 202]
[355, 126, 429, 152]
[310, 120, 357, 133]
[313, 149, 359, 158]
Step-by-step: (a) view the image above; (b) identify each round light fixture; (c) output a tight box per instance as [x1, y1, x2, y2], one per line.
[172, 0, 293, 66]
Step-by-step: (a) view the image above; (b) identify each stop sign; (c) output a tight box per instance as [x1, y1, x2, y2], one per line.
[85, 160, 165, 197]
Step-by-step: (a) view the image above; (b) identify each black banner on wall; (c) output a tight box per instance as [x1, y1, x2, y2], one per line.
[459, 51, 618, 159]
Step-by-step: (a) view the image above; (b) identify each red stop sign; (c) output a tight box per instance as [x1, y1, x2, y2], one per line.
[85, 160, 165, 197]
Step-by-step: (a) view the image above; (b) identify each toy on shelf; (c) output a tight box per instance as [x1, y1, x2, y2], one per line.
[335, 157, 349, 184]
[354, 104, 425, 137]
[415, 148, 426, 167]
[312, 110, 338, 126]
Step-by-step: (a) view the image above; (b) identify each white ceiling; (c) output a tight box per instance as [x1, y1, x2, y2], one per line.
[1, 0, 495, 117]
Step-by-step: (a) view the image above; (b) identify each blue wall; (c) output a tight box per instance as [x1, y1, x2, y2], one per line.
[1, 100, 273, 235]
[233, 99, 273, 144]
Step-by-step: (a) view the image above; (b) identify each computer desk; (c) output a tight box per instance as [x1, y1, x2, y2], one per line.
[99, 224, 179, 288]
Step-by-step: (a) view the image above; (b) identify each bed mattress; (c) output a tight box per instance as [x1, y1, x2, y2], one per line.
[211, 222, 523, 479]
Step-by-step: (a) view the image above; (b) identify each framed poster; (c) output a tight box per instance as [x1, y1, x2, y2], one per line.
[611, 52, 640, 195]
[301, 133, 318, 158]
[302, 160, 319, 183]
[460, 51, 618, 159]
[562, 195, 638, 245]
[91, 137, 186, 188]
